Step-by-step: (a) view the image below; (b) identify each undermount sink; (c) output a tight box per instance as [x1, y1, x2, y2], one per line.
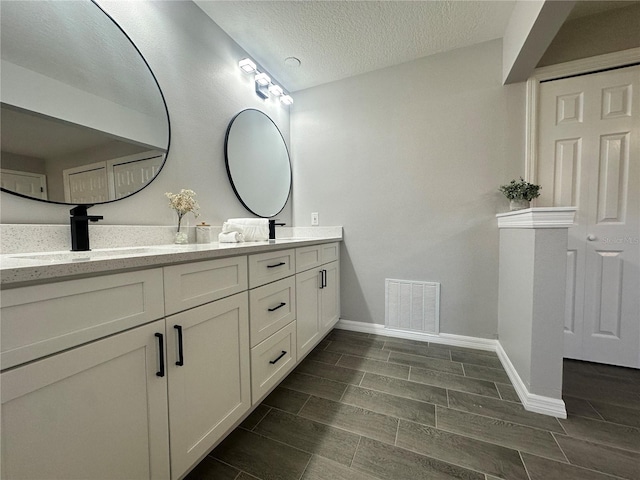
[9, 246, 179, 263]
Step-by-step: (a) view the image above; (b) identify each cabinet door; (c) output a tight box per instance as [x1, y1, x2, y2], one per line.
[296, 267, 321, 361]
[320, 261, 340, 335]
[1, 320, 170, 480]
[166, 292, 250, 480]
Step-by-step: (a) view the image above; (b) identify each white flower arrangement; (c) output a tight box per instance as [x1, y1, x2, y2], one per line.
[166, 189, 200, 232]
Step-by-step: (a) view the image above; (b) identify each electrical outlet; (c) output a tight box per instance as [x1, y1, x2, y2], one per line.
[311, 212, 319, 226]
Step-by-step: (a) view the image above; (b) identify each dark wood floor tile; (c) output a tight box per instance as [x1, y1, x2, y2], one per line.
[328, 331, 386, 348]
[563, 395, 602, 420]
[338, 355, 410, 379]
[562, 380, 640, 409]
[341, 385, 436, 426]
[211, 428, 311, 480]
[447, 390, 564, 433]
[262, 386, 310, 414]
[450, 351, 502, 369]
[589, 400, 640, 428]
[462, 364, 510, 384]
[279, 372, 347, 401]
[240, 404, 271, 430]
[254, 408, 360, 466]
[185, 457, 240, 480]
[301, 455, 380, 480]
[555, 434, 640, 480]
[522, 452, 621, 480]
[563, 369, 640, 397]
[305, 349, 343, 365]
[370, 334, 427, 346]
[436, 406, 566, 461]
[351, 436, 484, 480]
[589, 363, 640, 384]
[325, 341, 391, 361]
[360, 373, 448, 406]
[388, 351, 464, 375]
[295, 359, 365, 385]
[496, 383, 520, 403]
[236, 473, 261, 480]
[396, 420, 528, 480]
[299, 396, 398, 444]
[383, 342, 452, 361]
[316, 339, 331, 351]
[409, 367, 500, 399]
[559, 414, 640, 452]
[444, 344, 499, 358]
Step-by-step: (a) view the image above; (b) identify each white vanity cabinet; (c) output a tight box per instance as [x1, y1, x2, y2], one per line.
[247, 249, 298, 405]
[1, 319, 171, 480]
[295, 243, 340, 360]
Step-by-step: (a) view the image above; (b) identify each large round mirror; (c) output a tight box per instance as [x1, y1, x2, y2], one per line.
[0, 0, 170, 205]
[225, 109, 291, 217]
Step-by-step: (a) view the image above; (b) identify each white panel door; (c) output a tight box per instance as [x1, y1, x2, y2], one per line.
[0, 169, 47, 199]
[538, 65, 639, 367]
[112, 153, 164, 199]
[67, 166, 109, 203]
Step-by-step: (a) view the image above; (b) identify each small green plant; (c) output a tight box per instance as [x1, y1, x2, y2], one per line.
[499, 177, 541, 201]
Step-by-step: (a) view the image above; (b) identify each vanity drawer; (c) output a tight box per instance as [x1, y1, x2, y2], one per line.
[164, 256, 248, 315]
[249, 276, 296, 347]
[296, 242, 340, 273]
[0, 269, 164, 369]
[248, 249, 295, 288]
[250, 321, 296, 404]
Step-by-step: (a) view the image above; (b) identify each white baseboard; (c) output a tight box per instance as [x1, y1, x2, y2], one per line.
[495, 343, 567, 418]
[335, 318, 567, 418]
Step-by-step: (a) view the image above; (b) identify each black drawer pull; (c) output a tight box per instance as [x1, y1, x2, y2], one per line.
[269, 350, 287, 364]
[322, 269, 327, 288]
[155, 333, 165, 377]
[174, 325, 184, 366]
[267, 262, 286, 268]
[319, 269, 325, 289]
[268, 302, 287, 312]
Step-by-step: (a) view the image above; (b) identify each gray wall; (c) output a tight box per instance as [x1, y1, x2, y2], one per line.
[0, 0, 291, 227]
[291, 40, 525, 337]
[538, 3, 640, 67]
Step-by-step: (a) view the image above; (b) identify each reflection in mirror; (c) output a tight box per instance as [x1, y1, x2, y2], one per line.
[0, 0, 170, 205]
[225, 109, 292, 218]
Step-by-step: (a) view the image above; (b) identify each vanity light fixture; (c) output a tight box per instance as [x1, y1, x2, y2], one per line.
[238, 57, 292, 105]
[254, 72, 271, 86]
[238, 58, 256, 73]
[268, 84, 284, 96]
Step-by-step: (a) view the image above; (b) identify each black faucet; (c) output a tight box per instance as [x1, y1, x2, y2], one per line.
[268, 219, 286, 240]
[70, 205, 103, 251]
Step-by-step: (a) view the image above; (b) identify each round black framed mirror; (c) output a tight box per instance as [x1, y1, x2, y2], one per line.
[0, 0, 170, 205]
[224, 109, 291, 218]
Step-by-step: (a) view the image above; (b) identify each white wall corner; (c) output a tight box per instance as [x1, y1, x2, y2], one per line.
[502, 0, 576, 85]
[496, 207, 576, 229]
[496, 342, 567, 418]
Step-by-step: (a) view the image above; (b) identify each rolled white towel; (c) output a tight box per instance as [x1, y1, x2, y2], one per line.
[224, 219, 268, 241]
[218, 231, 244, 243]
[228, 218, 268, 226]
[222, 222, 246, 233]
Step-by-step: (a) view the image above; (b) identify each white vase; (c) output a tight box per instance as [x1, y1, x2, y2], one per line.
[509, 198, 530, 211]
[174, 231, 188, 244]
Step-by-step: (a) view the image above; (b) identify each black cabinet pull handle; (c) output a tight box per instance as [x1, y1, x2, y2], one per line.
[174, 325, 184, 366]
[268, 302, 287, 312]
[269, 350, 287, 364]
[267, 262, 286, 269]
[155, 333, 165, 377]
[319, 270, 324, 289]
[322, 269, 327, 288]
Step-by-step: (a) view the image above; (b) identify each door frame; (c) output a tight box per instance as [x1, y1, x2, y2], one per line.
[525, 47, 640, 185]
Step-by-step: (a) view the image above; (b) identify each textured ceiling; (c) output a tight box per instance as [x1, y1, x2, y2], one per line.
[195, 1, 516, 92]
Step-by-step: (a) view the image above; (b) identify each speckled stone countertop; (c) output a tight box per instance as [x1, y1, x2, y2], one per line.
[0, 232, 342, 287]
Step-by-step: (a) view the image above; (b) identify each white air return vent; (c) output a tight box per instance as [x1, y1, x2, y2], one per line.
[385, 279, 440, 334]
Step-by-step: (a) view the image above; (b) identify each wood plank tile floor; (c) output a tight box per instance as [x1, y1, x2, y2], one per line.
[186, 329, 640, 480]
